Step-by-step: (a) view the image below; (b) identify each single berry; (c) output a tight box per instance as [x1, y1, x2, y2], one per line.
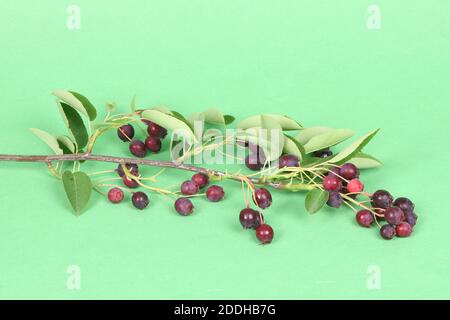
[327, 191, 343, 208]
[206, 185, 225, 202]
[314, 149, 333, 158]
[396, 222, 413, 237]
[328, 167, 341, 177]
[117, 163, 139, 177]
[347, 179, 364, 193]
[254, 188, 272, 209]
[147, 121, 167, 139]
[108, 188, 124, 204]
[145, 136, 162, 153]
[393, 197, 415, 213]
[371, 190, 394, 209]
[191, 173, 209, 189]
[180, 180, 199, 196]
[129, 140, 147, 158]
[278, 154, 300, 168]
[174, 198, 194, 216]
[245, 154, 265, 171]
[356, 210, 374, 227]
[384, 207, 405, 225]
[322, 175, 342, 191]
[132, 192, 149, 210]
[239, 208, 261, 229]
[255, 224, 274, 244]
[122, 176, 139, 188]
[117, 124, 135, 142]
[380, 224, 396, 240]
[339, 163, 359, 180]
[404, 210, 418, 227]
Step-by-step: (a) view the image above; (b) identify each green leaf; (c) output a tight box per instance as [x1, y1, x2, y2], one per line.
[58, 101, 89, 150]
[330, 129, 380, 164]
[57, 135, 76, 154]
[348, 152, 382, 169]
[53, 90, 97, 121]
[283, 134, 305, 161]
[304, 129, 354, 154]
[305, 189, 328, 214]
[203, 108, 226, 125]
[237, 114, 302, 131]
[30, 128, 63, 155]
[62, 171, 92, 215]
[142, 109, 196, 143]
[295, 127, 332, 145]
[224, 115, 235, 125]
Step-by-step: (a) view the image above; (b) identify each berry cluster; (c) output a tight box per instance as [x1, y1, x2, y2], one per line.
[118, 120, 167, 158]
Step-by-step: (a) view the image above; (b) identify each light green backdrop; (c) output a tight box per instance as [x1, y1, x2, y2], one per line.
[0, 0, 449, 299]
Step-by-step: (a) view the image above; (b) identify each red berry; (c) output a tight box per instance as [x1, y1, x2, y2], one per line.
[132, 192, 149, 210]
[117, 124, 134, 142]
[347, 179, 364, 193]
[206, 185, 225, 202]
[384, 207, 404, 225]
[254, 188, 272, 209]
[396, 222, 413, 237]
[175, 198, 194, 216]
[108, 188, 124, 203]
[147, 121, 167, 139]
[380, 224, 396, 240]
[322, 175, 342, 191]
[122, 176, 139, 188]
[339, 163, 359, 180]
[145, 136, 162, 153]
[239, 208, 261, 229]
[278, 154, 300, 168]
[256, 224, 274, 244]
[129, 140, 147, 158]
[180, 180, 199, 196]
[117, 163, 139, 177]
[356, 210, 374, 227]
[191, 173, 209, 189]
[371, 190, 394, 209]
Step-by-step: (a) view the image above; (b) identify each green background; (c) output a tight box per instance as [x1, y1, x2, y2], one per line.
[0, 0, 449, 299]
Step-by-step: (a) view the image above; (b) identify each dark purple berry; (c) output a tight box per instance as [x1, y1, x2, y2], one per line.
[132, 192, 149, 210]
[371, 190, 394, 209]
[393, 197, 415, 213]
[404, 210, 418, 227]
[117, 124, 135, 142]
[278, 154, 300, 168]
[327, 191, 343, 208]
[239, 208, 261, 229]
[129, 140, 147, 158]
[384, 207, 404, 225]
[146, 121, 167, 139]
[122, 176, 139, 188]
[245, 154, 264, 171]
[180, 180, 199, 196]
[314, 149, 333, 158]
[254, 188, 272, 209]
[339, 163, 359, 180]
[117, 163, 139, 177]
[191, 173, 209, 189]
[396, 222, 413, 237]
[322, 175, 342, 191]
[256, 224, 274, 244]
[174, 198, 194, 216]
[108, 188, 124, 204]
[380, 224, 396, 240]
[145, 136, 162, 153]
[356, 210, 374, 227]
[328, 167, 341, 177]
[206, 185, 225, 202]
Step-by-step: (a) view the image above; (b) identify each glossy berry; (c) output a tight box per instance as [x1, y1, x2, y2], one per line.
[245, 154, 264, 171]
[122, 176, 139, 188]
[256, 224, 274, 244]
[117, 163, 139, 178]
[380, 224, 396, 240]
[239, 208, 261, 229]
[254, 188, 272, 209]
[145, 136, 162, 153]
[314, 149, 333, 158]
[180, 180, 199, 196]
[129, 140, 147, 158]
[191, 173, 209, 189]
[404, 211, 418, 227]
[278, 154, 300, 168]
[174, 198, 194, 216]
[393, 197, 415, 213]
[384, 207, 405, 225]
[339, 163, 359, 180]
[108, 188, 124, 204]
[206, 185, 225, 202]
[327, 191, 343, 208]
[132, 192, 149, 210]
[371, 190, 394, 209]
[322, 175, 342, 191]
[147, 121, 167, 139]
[356, 210, 374, 227]
[347, 179, 364, 193]
[396, 222, 413, 237]
[117, 124, 135, 142]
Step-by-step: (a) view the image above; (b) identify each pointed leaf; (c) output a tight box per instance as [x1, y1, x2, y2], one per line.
[62, 171, 92, 215]
[295, 127, 332, 145]
[58, 101, 89, 150]
[283, 134, 305, 161]
[304, 129, 354, 153]
[203, 108, 225, 125]
[142, 109, 196, 143]
[330, 129, 380, 164]
[53, 90, 97, 121]
[237, 114, 302, 131]
[224, 115, 235, 125]
[57, 135, 76, 154]
[349, 152, 382, 169]
[30, 128, 63, 155]
[305, 189, 328, 214]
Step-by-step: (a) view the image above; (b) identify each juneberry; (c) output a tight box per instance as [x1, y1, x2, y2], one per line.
[256, 224, 274, 244]
[191, 173, 209, 189]
[278, 154, 300, 168]
[129, 140, 147, 158]
[384, 207, 404, 225]
[180, 180, 199, 196]
[322, 175, 342, 191]
[239, 208, 261, 229]
[339, 163, 359, 180]
[145, 136, 162, 153]
[108, 188, 124, 204]
[380, 224, 396, 240]
[175, 198, 194, 216]
[371, 190, 394, 209]
[132, 192, 149, 210]
[117, 124, 134, 142]
[254, 188, 272, 209]
[356, 210, 374, 227]
[206, 185, 225, 202]
[396, 222, 413, 237]
[327, 191, 343, 208]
